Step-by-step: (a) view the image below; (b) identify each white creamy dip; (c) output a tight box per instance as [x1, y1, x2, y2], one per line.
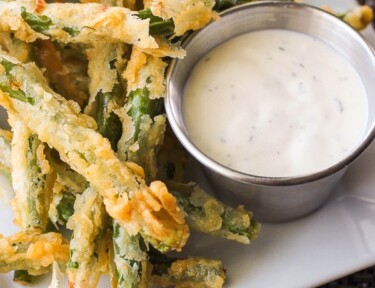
[183, 29, 368, 177]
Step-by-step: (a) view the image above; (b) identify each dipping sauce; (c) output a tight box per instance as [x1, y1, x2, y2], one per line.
[183, 29, 368, 177]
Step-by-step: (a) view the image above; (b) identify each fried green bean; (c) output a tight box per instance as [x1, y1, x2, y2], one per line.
[33, 152, 86, 227]
[112, 221, 152, 288]
[0, 2, 156, 48]
[167, 181, 260, 244]
[66, 187, 108, 287]
[119, 87, 165, 181]
[0, 231, 69, 275]
[0, 128, 81, 229]
[95, 89, 123, 150]
[118, 47, 167, 181]
[9, 116, 57, 284]
[83, 29, 158, 287]
[85, 42, 128, 150]
[10, 116, 55, 232]
[0, 52, 189, 252]
[150, 248, 225, 288]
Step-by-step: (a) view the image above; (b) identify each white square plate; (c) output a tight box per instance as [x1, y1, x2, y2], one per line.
[1, 1, 375, 287]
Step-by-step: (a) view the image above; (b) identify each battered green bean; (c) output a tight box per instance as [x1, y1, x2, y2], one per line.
[150, 248, 225, 288]
[118, 47, 167, 181]
[85, 42, 127, 150]
[9, 117, 56, 285]
[120, 87, 165, 181]
[10, 117, 55, 232]
[0, 2, 156, 48]
[0, 231, 69, 275]
[55, 192, 76, 226]
[167, 181, 260, 244]
[112, 221, 152, 288]
[66, 187, 108, 287]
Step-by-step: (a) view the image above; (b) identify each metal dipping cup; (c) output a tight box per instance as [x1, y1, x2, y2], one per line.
[165, 1, 375, 222]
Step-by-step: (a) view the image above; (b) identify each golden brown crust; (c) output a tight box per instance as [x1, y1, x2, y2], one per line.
[149, 0, 219, 36]
[123, 46, 167, 99]
[0, 2, 157, 48]
[0, 231, 69, 275]
[0, 55, 189, 251]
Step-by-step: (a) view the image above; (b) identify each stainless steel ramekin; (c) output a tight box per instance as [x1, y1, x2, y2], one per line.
[165, 1, 375, 222]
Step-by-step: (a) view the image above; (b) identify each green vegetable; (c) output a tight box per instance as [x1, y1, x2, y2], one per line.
[26, 134, 50, 230]
[112, 221, 151, 288]
[13, 270, 33, 286]
[149, 248, 225, 287]
[21, 7, 53, 34]
[0, 59, 35, 104]
[214, 0, 292, 11]
[62, 26, 80, 37]
[120, 86, 165, 182]
[1, 59, 16, 75]
[10, 119, 54, 233]
[136, 8, 175, 35]
[126, 87, 163, 146]
[66, 187, 108, 287]
[0, 84, 34, 104]
[86, 43, 127, 151]
[10, 128, 55, 285]
[21, 7, 80, 37]
[21, 6, 174, 37]
[167, 181, 260, 244]
[56, 192, 76, 225]
[96, 88, 123, 151]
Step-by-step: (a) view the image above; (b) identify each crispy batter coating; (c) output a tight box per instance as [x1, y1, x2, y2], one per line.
[10, 116, 55, 231]
[0, 1, 157, 48]
[0, 32, 31, 63]
[0, 53, 189, 251]
[0, 232, 69, 275]
[149, 0, 219, 36]
[66, 187, 108, 288]
[0, 127, 12, 172]
[123, 47, 167, 99]
[152, 257, 225, 288]
[85, 42, 127, 115]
